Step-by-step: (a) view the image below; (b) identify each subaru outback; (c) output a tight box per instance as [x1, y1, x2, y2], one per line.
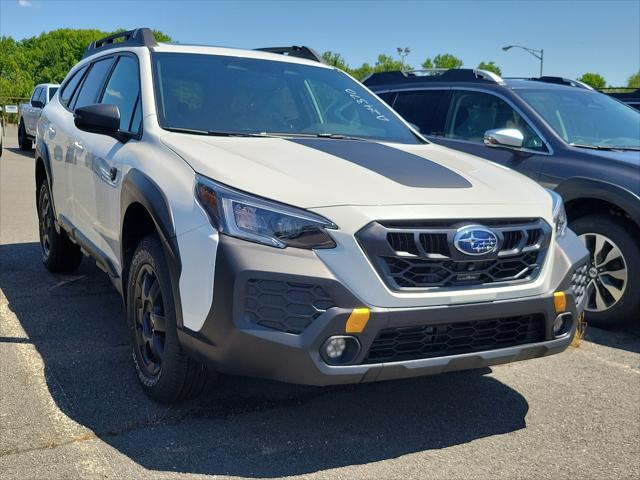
[35, 29, 588, 402]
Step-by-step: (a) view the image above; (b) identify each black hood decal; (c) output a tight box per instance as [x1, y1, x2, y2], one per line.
[289, 138, 471, 188]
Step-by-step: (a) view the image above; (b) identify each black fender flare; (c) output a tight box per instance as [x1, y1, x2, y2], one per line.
[555, 177, 640, 227]
[120, 169, 184, 327]
[35, 137, 56, 217]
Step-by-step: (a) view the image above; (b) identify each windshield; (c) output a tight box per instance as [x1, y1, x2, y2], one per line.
[518, 89, 640, 149]
[152, 52, 419, 143]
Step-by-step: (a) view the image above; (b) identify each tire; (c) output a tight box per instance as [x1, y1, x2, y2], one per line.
[571, 214, 640, 328]
[126, 235, 208, 403]
[37, 180, 83, 273]
[18, 120, 33, 151]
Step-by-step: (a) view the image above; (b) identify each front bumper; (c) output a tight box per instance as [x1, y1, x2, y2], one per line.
[178, 232, 588, 386]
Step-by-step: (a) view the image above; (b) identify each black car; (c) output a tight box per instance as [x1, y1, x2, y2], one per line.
[601, 88, 640, 111]
[364, 70, 640, 327]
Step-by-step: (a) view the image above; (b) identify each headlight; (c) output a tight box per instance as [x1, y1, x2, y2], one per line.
[195, 174, 337, 249]
[548, 189, 567, 237]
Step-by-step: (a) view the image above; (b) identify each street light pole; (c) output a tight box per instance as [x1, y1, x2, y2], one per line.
[397, 47, 410, 70]
[502, 45, 544, 77]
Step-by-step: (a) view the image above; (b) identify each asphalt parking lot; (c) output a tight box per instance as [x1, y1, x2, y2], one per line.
[0, 126, 639, 480]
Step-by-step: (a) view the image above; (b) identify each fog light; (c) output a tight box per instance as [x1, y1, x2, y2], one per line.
[320, 336, 361, 365]
[553, 315, 565, 334]
[553, 313, 572, 337]
[325, 337, 346, 359]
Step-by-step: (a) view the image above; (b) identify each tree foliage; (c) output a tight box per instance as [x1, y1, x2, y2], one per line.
[477, 61, 502, 76]
[0, 28, 172, 99]
[628, 71, 640, 88]
[577, 72, 606, 89]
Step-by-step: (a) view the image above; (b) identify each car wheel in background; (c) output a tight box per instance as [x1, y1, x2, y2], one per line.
[37, 180, 83, 273]
[571, 214, 640, 327]
[18, 120, 33, 151]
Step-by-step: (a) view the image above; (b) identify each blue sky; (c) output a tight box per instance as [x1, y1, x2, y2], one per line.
[1, 0, 638, 86]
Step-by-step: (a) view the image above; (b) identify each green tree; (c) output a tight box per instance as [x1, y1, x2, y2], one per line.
[432, 53, 463, 69]
[0, 28, 172, 99]
[577, 72, 606, 89]
[322, 51, 350, 72]
[421, 58, 434, 69]
[348, 54, 412, 80]
[627, 71, 640, 88]
[477, 61, 502, 76]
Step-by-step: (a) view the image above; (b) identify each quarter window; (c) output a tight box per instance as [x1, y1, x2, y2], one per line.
[73, 57, 115, 110]
[445, 91, 547, 151]
[100, 56, 141, 133]
[59, 65, 88, 107]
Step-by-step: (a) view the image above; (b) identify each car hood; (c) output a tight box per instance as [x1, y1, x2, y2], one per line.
[160, 133, 549, 209]
[587, 149, 640, 167]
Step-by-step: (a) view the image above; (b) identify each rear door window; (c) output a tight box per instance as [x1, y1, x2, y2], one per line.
[394, 90, 450, 135]
[444, 90, 547, 151]
[72, 57, 115, 110]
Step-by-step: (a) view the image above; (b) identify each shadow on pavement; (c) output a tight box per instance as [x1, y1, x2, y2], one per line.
[0, 241, 532, 477]
[584, 324, 640, 354]
[4, 147, 35, 159]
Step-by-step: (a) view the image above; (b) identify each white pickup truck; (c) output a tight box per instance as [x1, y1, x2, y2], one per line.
[19, 83, 59, 150]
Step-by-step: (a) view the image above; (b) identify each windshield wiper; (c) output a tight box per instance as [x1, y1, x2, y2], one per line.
[261, 132, 369, 141]
[163, 126, 268, 137]
[570, 143, 640, 152]
[570, 143, 617, 151]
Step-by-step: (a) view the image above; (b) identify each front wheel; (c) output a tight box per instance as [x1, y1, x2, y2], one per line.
[572, 214, 640, 328]
[127, 235, 208, 403]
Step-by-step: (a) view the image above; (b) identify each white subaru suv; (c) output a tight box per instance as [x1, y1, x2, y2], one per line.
[36, 29, 589, 402]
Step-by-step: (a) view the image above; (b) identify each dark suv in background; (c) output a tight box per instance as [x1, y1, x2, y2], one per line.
[364, 69, 640, 327]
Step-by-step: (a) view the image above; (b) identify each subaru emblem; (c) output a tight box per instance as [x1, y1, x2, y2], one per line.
[454, 226, 499, 256]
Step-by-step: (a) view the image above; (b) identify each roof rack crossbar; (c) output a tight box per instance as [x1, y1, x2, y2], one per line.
[83, 28, 158, 58]
[362, 68, 504, 86]
[504, 76, 594, 90]
[255, 46, 325, 63]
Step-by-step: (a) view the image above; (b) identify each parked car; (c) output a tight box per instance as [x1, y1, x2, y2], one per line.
[365, 69, 640, 327]
[19, 83, 60, 150]
[36, 29, 587, 402]
[600, 88, 640, 111]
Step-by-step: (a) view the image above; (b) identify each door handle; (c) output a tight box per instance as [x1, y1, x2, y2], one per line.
[108, 166, 118, 182]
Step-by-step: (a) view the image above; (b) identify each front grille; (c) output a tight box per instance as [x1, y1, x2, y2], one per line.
[244, 280, 336, 334]
[364, 314, 546, 363]
[381, 251, 540, 288]
[357, 219, 551, 291]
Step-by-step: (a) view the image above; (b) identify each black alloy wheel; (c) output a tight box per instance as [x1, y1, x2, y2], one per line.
[132, 264, 168, 379]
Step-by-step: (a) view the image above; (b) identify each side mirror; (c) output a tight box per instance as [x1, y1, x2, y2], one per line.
[74, 104, 121, 138]
[31, 99, 44, 108]
[484, 128, 524, 149]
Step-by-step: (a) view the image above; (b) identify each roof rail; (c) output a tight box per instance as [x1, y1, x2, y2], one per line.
[504, 76, 594, 90]
[255, 46, 325, 63]
[362, 68, 505, 86]
[83, 28, 158, 59]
